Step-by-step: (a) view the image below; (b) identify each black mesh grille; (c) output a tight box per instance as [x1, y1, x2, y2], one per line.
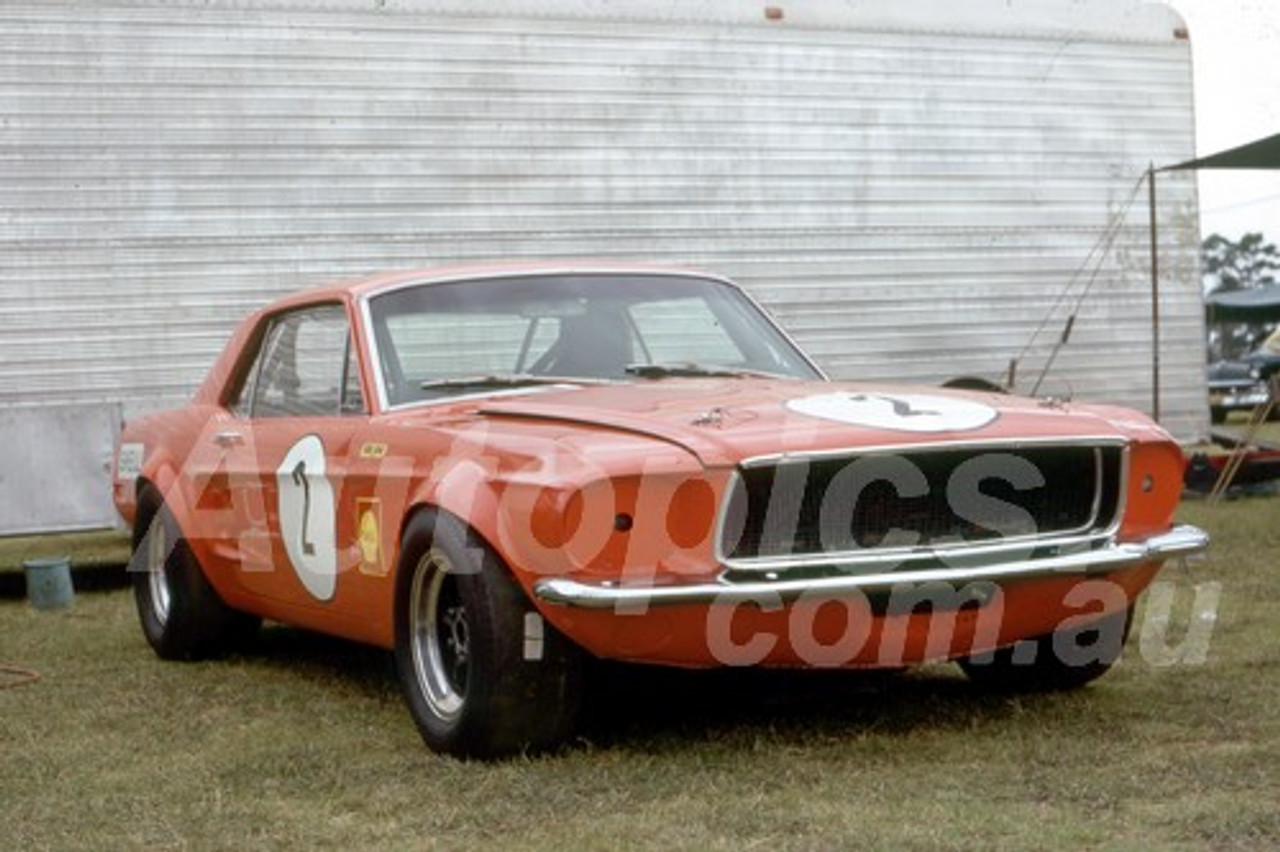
[722, 445, 1122, 561]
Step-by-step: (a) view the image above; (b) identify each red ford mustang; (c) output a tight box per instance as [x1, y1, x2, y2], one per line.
[113, 265, 1208, 757]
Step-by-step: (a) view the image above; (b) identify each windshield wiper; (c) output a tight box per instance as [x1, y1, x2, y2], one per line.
[419, 374, 565, 392]
[624, 362, 778, 379]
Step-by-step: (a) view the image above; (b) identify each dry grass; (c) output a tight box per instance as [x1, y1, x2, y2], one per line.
[0, 528, 129, 574]
[0, 496, 1276, 851]
[1212, 414, 1280, 447]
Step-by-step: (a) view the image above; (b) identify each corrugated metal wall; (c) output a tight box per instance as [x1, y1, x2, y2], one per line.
[1, 0, 1203, 531]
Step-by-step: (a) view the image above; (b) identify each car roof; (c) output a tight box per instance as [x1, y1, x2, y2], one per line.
[271, 262, 736, 308]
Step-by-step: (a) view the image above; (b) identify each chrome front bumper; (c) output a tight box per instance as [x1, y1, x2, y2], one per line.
[1209, 388, 1270, 409]
[533, 524, 1209, 610]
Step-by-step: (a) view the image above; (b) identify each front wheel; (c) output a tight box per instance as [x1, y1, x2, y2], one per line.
[957, 606, 1134, 692]
[394, 511, 583, 759]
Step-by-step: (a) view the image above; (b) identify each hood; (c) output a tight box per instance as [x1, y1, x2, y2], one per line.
[1208, 360, 1258, 382]
[472, 379, 1148, 467]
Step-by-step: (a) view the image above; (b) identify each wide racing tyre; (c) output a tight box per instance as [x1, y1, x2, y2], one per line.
[957, 605, 1134, 692]
[394, 510, 583, 759]
[131, 486, 259, 660]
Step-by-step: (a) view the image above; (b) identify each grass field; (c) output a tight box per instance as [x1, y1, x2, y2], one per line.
[0, 529, 130, 598]
[1212, 417, 1280, 448]
[1, 496, 1276, 851]
[0, 528, 130, 573]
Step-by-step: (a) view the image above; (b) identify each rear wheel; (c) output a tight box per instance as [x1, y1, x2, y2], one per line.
[131, 486, 259, 660]
[957, 606, 1133, 692]
[394, 511, 583, 759]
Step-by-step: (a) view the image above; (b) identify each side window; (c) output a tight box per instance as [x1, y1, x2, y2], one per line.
[234, 305, 364, 418]
[628, 298, 745, 365]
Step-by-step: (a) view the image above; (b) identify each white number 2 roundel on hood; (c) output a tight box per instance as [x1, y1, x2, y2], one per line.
[786, 392, 998, 433]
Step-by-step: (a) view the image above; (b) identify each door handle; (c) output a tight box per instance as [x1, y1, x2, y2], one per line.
[213, 430, 245, 448]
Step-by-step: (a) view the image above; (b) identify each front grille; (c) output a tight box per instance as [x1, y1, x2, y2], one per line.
[721, 444, 1123, 562]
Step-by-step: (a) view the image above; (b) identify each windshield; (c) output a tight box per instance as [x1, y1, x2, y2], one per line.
[366, 273, 822, 407]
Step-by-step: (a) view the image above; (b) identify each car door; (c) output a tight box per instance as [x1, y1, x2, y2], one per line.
[219, 302, 367, 612]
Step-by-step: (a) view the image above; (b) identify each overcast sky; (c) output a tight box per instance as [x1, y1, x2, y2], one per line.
[1167, 0, 1280, 241]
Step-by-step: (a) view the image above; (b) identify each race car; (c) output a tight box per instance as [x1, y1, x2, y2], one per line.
[114, 265, 1208, 757]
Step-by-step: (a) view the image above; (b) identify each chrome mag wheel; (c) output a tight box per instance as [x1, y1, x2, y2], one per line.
[409, 550, 470, 722]
[145, 513, 172, 626]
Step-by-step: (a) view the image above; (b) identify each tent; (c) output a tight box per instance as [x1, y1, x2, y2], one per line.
[1137, 132, 1280, 417]
[1166, 132, 1280, 326]
[1164, 132, 1280, 172]
[1161, 134, 1280, 495]
[1205, 284, 1280, 324]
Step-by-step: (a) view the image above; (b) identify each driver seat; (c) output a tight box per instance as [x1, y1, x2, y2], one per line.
[543, 310, 633, 379]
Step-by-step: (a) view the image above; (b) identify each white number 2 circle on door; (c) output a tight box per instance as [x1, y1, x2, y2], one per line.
[276, 434, 338, 601]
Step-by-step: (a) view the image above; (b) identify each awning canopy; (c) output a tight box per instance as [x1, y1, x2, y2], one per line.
[1163, 132, 1280, 325]
[1206, 284, 1280, 324]
[1163, 132, 1280, 171]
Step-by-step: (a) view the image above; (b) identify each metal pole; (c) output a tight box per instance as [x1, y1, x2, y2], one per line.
[1148, 163, 1161, 421]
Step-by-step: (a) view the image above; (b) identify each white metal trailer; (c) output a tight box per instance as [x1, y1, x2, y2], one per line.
[0, 0, 1203, 534]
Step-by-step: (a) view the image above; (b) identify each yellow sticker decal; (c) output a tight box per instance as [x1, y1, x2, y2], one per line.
[359, 442, 389, 460]
[356, 497, 385, 576]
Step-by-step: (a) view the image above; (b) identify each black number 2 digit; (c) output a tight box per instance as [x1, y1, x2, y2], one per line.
[291, 459, 316, 556]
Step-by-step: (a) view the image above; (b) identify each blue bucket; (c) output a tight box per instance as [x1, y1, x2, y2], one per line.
[24, 556, 75, 610]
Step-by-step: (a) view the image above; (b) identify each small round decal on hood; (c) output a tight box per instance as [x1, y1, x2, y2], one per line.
[786, 392, 998, 433]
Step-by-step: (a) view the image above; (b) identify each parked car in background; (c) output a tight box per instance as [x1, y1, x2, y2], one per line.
[113, 266, 1208, 757]
[1208, 360, 1270, 423]
[1243, 327, 1280, 382]
[1208, 327, 1280, 423]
